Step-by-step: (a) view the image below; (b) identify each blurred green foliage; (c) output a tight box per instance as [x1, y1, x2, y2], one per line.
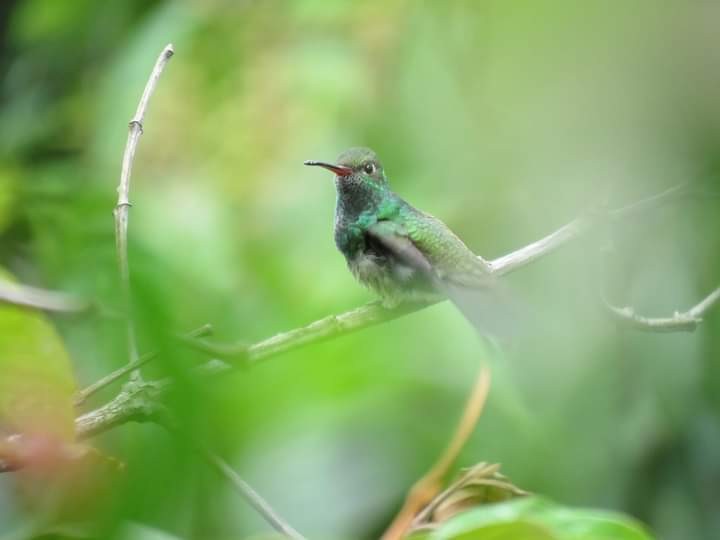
[410, 497, 653, 540]
[0, 268, 76, 442]
[1, 1, 719, 539]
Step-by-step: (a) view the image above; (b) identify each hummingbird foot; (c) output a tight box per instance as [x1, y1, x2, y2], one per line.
[378, 289, 442, 310]
[380, 295, 403, 309]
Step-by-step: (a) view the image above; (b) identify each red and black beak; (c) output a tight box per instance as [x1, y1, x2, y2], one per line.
[304, 160, 353, 177]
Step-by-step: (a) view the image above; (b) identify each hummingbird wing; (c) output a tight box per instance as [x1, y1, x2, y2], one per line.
[366, 221, 436, 278]
[366, 221, 515, 338]
[395, 207, 494, 288]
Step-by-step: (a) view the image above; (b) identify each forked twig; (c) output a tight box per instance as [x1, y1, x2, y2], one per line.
[604, 286, 720, 332]
[74, 324, 213, 406]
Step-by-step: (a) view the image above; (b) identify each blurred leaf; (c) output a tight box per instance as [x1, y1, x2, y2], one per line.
[10, 0, 94, 44]
[0, 268, 76, 444]
[410, 520, 554, 540]
[421, 497, 654, 540]
[0, 269, 126, 537]
[0, 166, 19, 234]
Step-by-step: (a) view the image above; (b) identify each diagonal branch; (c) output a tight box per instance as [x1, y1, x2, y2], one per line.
[114, 43, 174, 381]
[604, 286, 720, 332]
[204, 450, 307, 540]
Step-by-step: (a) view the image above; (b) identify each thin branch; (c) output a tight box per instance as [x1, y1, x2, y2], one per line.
[688, 287, 720, 319]
[488, 217, 592, 275]
[204, 450, 307, 540]
[76, 378, 168, 439]
[70, 183, 697, 439]
[604, 286, 720, 332]
[609, 182, 692, 220]
[114, 43, 174, 381]
[0, 280, 89, 313]
[74, 324, 213, 406]
[381, 367, 491, 540]
[76, 380, 309, 540]
[490, 183, 694, 276]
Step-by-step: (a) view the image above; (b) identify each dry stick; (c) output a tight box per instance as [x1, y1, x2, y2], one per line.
[161, 419, 305, 539]
[114, 43, 174, 382]
[0, 280, 89, 313]
[205, 450, 307, 540]
[74, 183, 699, 439]
[74, 324, 213, 406]
[76, 379, 168, 439]
[409, 462, 526, 528]
[381, 367, 491, 540]
[604, 286, 720, 332]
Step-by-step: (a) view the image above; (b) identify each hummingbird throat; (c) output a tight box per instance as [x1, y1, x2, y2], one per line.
[335, 175, 388, 220]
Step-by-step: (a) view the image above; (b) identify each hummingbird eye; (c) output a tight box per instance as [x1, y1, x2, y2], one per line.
[363, 162, 376, 175]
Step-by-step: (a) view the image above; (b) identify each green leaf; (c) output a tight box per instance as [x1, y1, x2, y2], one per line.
[428, 497, 655, 540]
[0, 268, 77, 443]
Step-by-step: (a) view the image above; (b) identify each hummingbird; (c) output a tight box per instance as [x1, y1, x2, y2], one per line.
[305, 147, 506, 334]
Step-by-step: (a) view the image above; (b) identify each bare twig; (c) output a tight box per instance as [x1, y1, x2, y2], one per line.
[604, 286, 720, 332]
[609, 182, 692, 220]
[76, 378, 168, 439]
[74, 324, 213, 406]
[381, 367, 491, 540]
[0, 280, 89, 313]
[204, 450, 307, 540]
[114, 43, 174, 381]
[691, 287, 720, 317]
[487, 216, 592, 275]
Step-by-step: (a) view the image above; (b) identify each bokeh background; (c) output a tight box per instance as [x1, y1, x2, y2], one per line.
[1, 1, 720, 539]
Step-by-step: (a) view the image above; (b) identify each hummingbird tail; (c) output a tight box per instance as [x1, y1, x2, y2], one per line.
[443, 282, 521, 342]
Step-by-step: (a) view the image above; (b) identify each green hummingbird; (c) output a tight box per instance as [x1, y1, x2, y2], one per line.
[305, 147, 504, 333]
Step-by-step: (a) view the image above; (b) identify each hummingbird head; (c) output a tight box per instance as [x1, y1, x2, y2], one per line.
[304, 147, 387, 188]
[305, 147, 391, 217]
